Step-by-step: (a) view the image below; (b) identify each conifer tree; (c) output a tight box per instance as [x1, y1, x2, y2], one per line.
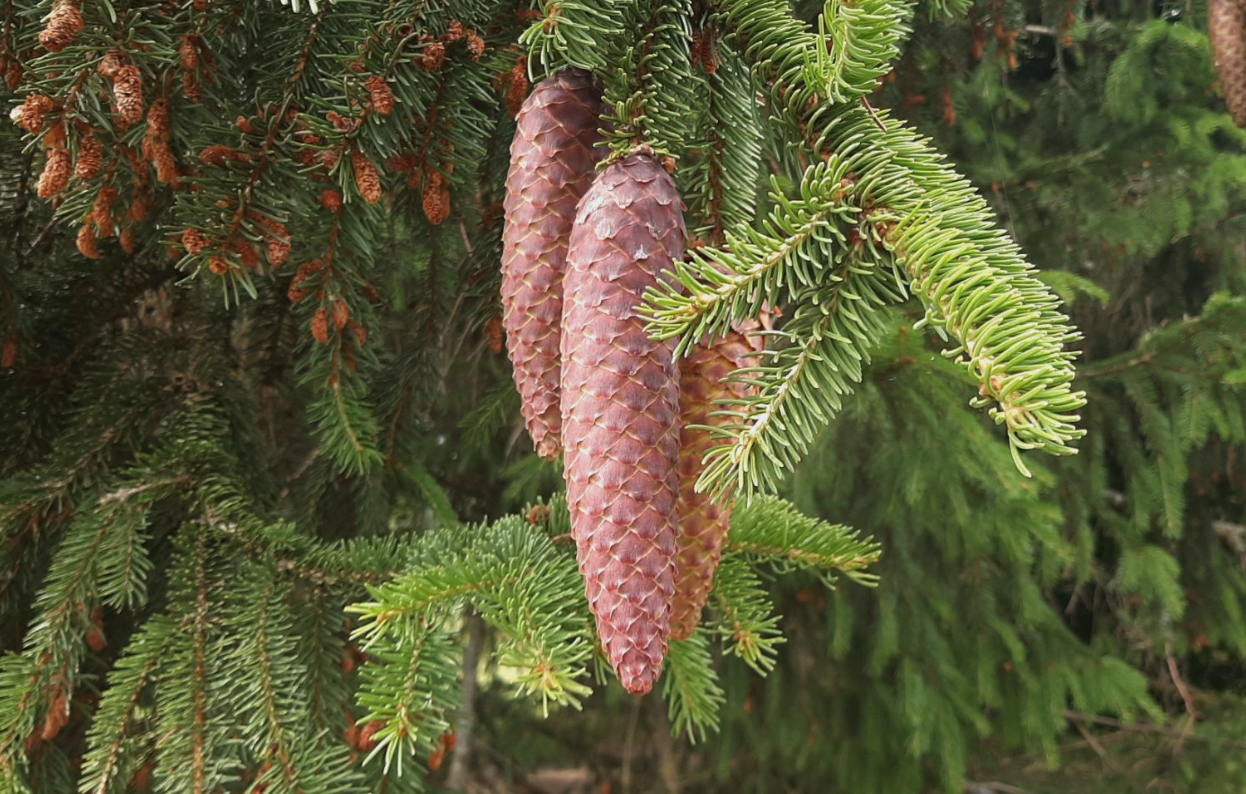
[0, 0, 1238, 793]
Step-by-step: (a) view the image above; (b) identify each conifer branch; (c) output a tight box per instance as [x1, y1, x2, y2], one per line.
[644, 0, 1088, 487]
[662, 631, 725, 743]
[519, 0, 629, 73]
[726, 495, 882, 585]
[79, 617, 176, 794]
[682, 43, 763, 242]
[707, 556, 784, 674]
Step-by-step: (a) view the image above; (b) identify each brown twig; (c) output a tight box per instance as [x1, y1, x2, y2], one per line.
[446, 612, 486, 791]
[1165, 642, 1198, 720]
[1065, 712, 1246, 750]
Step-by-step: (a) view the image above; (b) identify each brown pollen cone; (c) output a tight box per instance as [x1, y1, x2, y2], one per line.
[1210, 0, 1246, 127]
[37, 148, 71, 198]
[561, 154, 686, 694]
[501, 68, 607, 460]
[670, 326, 761, 641]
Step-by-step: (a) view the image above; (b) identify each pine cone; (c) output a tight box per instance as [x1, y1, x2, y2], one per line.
[119, 227, 136, 254]
[74, 134, 102, 180]
[421, 170, 451, 225]
[352, 148, 382, 204]
[365, 76, 394, 116]
[42, 121, 66, 150]
[37, 148, 71, 199]
[152, 142, 178, 186]
[419, 41, 446, 71]
[98, 51, 126, 79]
[265, 229, 291, 267]
[183, 70, 202, 103]
[92, 187, 118, 235]
[179, 38, 198, 70]
[1210, 0, 1246, 127]
[670, 327, 761, 641]
[5, 59, 21, 92]
[182, 228, 208, 255]
[39, 1, 83, 54]
[16, 95, 55, 134]
[112, 65, 144, 127]
[1, 336, 17, 368]
[501, 68, 606, 460]
[77, 224, 99, 259]
[311, 307, 330, 344]
[561, 153, 686, 695]
[320, 190, 343, 212]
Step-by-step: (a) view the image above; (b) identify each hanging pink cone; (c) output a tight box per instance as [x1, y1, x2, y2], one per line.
[501, 68, 607, 459]
[670, 325, 761, 641]
[561, 154, 686, 694]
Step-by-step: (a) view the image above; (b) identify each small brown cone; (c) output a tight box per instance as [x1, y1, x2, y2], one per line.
[420, 41, 446, 71]
[37, 148, 71, 198]
[39, 1, 83, 53]
[320, 190, 342, 213]
[365, 76, 394, 116]
[501, 68, 607, 460]
[179, 38, 198, 70]
[5, 61, 20, 91]
[92, 188, 118, 235]
[16, 95, 55, 134]
[421, 170, 451, 225]
[352, 148, 382, 204]
[41, 691, 69, 741]
[561, 153, 686, 695]
[112, 65, 144, 127]
[75, 134, 102, 180]
[670, 327, 761, 641]
[77, 224, 100, 259]
[311, 308, 330, 344]
[182, 228, 208, 255]
[1210, 0, 1246, 127]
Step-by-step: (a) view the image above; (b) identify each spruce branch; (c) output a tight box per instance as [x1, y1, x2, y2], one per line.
[657, 0, 1089, 483]
[681, 42, 763, 242]
[662, 631, 726, 743]
[712, 0, 906, 108]
[706, 555, 784, 674]
[354, 620, 460, 778]
[79, 617, 177, 794]
[644, 156, 907, 497]
[154, 532, 233, 794]
[350, 516, 595, 710]
[808, 0, 909, 104]
[726, 495, 882, 586]
[597, 0, 698, 156]
[224, 571, 361, 794]
[519, 0, 630, 73]
[643, 155, 875, 353]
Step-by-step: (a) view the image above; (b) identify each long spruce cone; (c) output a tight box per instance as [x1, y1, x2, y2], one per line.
[1210, 0, 1246, 127]
[562, 153, 686, 694]
[501, 68, 607, 459]
[671, 326, 761, 641]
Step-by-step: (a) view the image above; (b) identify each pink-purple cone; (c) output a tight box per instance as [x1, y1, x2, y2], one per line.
[561, 154, 686, 694]
[501, 68, 607, 459]
[671, 326, 761, 641]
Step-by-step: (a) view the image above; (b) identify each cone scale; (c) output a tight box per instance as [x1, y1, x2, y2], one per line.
[561, 154, 686, 694]
[501, 69, 607, 460]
